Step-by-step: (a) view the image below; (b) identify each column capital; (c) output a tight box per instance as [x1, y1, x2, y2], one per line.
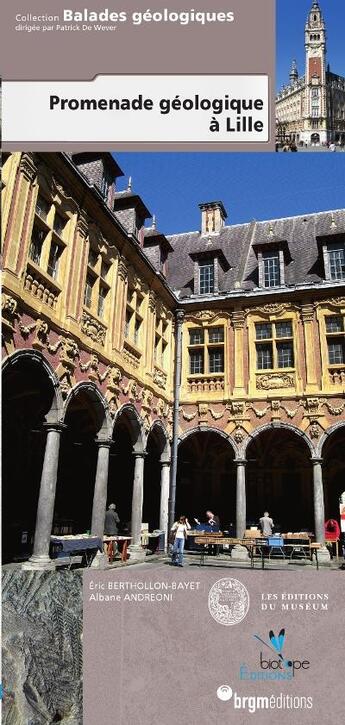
[311, 457, 323, 465]
[132, 450, 147, 459]
[176, 309, 185, 323]
[95, 438, 113, 448]
[161, 460, 171, 468]
[235, 458, 247, 465]
[43, 422, 66, 434]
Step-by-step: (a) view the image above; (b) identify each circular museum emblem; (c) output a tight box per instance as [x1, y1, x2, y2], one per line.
[208, 577, 250, 626]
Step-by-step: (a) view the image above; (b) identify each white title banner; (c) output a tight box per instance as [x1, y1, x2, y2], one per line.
[3, 74, 269, 143]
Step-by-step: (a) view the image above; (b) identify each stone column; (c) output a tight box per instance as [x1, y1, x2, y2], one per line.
[231, 459, 249, 561]
[159, 461, 170, 549]
[311, 457, 330, 564]
[23, 423, 64, 570]
[128, 452, 146, 560]
[91, 440, 112, 540]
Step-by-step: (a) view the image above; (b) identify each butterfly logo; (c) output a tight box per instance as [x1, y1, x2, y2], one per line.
[253, 628, 292, 669]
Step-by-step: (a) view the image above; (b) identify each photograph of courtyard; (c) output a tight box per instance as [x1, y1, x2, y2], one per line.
[2, 150, 345, 572]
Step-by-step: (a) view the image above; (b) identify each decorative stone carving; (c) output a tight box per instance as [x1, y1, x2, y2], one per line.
[148, 290, 156, 311]
[198, 403, 209, 424]
[306, 397, 321, 414]
[309, 422, 321, 439]
[122, 378, 141, 402]
[185, 310, 227, 324]
[323, 400, 345, 416]
[280, 403, 300, 419]
[2, 294, 19, 331]
[108, 396, 119, 417]
[141, 390, 153, 428]
[247, 403, 269, 418]
[256, 373, 294, 390]
[107, 366, 122, 390]
[19, 318, 50, 350]
[231, 310, 246, 329]
[322, 297, 345, 309]
[51, 175, 80, 214]
[228, 401, 245, 416]
[142, 389, 153, 408]
[19, 153, 37, 182]
[329, 369, 345, 385]
[153, 366, 167, 390]
[121, 344, 140, 369]
[76, 211, 89, 239]
[81, 312, 106, 345]
[24, 268, 59, 308]
[187, 376, 224, 393]
[209, 407, 224, 420]
[300, 303, 315, 323]
[79, 354, 109, 383]
[233, 427, 245, 444]
[246, 302, 293, 317]
[48, 336, 79, 396]
[153, 398, 169, 418]
[48, 336, 79, 366]
[117, 256, 128, 281]
[181, 408, 197, 421]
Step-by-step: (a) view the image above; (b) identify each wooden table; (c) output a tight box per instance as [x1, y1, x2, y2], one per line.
[194, 536, 320, 569]
[325, 537, 340, 560]
[194, 536, 259, 567]
[103, 536, 132, 563]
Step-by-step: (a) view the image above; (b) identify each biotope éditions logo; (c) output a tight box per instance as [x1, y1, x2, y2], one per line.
[239, 627, 311, 682]
[208, 577, 250, 626]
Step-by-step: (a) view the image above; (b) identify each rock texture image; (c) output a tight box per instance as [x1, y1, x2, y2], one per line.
[2, 571, 83, 724]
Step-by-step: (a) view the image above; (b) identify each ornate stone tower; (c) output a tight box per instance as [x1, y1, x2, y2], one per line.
[302, 1, 328, 144]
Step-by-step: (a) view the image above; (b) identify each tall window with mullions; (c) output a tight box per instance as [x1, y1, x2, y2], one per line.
[199, 260, 214, 294]
[263, 250, 280, 287]
[328, 246, 345, 281]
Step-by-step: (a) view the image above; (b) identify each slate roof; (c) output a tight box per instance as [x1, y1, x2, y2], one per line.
[163, 209, 345, 297]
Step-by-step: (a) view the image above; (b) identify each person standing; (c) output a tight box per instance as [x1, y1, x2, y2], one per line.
[206, 510, 220, 530]
[104, 503, 120, 535]
[259, 511, 274, 536]
[171, 516, 191, 567]
[104, 503, 120, 560]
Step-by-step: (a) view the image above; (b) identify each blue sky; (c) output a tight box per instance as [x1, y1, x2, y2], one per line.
[114, 153, 345, 234]
[277, 0, 345, 90]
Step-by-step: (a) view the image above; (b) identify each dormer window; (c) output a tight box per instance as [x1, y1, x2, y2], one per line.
[257, 248, 285, 288]
[199, 259, 215, 294]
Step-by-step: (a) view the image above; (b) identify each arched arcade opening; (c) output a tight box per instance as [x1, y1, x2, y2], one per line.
[108, 406, 144, 535]
[143, 423, 169, 532]
[2, 352, 60, 562]
[322, 426, 345, 524]
[55, 385, 109, 535]
[245, 427, 314, 532]
[176, 430, 236, 529]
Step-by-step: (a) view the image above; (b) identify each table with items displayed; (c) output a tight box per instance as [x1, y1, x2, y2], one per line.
[194, 532, 320, 568]
[50, 534, 103, 567]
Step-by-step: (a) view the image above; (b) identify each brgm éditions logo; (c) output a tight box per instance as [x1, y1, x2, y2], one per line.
[239, 628, 311, 681]
[208, 577, 250, 626]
